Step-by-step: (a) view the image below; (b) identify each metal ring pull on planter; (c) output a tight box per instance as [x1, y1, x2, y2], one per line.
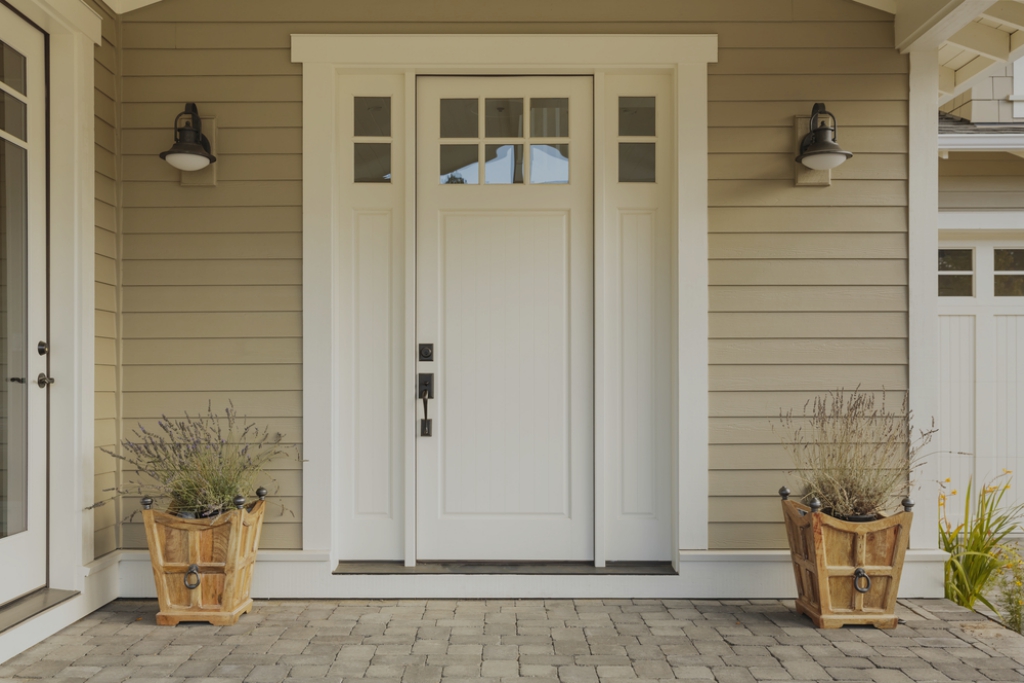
[184, 564, 201, 590]
[853, 568, 871, 594]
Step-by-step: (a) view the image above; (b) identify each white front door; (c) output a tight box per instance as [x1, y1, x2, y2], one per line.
[415, 76, 594, 561]
[0, 4, 48, 605]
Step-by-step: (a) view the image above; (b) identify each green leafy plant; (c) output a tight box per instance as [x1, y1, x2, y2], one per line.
[939, 472, 1024, 612]
[106, 402, 299, 518]
[775, 389, 935, 519]
[996, 545, 1024, 633]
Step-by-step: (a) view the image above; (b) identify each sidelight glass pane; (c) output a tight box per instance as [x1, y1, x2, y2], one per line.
[353, 97, 391, 137]
[484, 144, 523, 184]
[995, 249, 1024, 271]
[619, 96, 655, 137]
[530, 98, 568, 138]
[440, 144, 479, 184]
[0, 43, 26, 96]
[619, 143, 655, 182]
[939, 249, 972, 271]
[0, 92, 26, 141]
[354, 143, 391, 183]
[939, 275, 973, 297]
[530, 144, 569, 184]
[440, 99, 478, 138]
[0, 140, 28, 539]
[996, 276, 1024, 297]
[485, 98, 524, 138]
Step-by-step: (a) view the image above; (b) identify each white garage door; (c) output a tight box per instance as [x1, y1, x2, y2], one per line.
[938, 243, 1024, 523]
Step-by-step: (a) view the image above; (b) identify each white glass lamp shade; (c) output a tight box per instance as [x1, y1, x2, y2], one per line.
[799, 151, 849, 171]
[163, 153, 211, 172]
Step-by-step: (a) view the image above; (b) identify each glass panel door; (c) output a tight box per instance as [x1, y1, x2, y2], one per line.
[0, 3, 47, 607]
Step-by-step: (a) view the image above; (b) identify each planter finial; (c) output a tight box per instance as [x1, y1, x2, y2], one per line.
[902, 497, 915, 512]
[779, 487, 790, 501]
[256, 487, 267, 501]
[141, 496, 153, 510]
[233, 495, 246, 510]
[809, 497, 822, 513]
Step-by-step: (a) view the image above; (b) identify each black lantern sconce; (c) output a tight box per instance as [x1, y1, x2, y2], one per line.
[796, 103, 853, 171]
[159, 103, 217, 172]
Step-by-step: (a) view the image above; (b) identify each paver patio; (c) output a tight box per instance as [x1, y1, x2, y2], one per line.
[1, 598, 1022, 683]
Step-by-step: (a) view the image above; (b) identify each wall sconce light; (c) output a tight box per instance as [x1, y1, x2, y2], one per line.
[160, 103, 217, 172]
[796, 103, 852, 171]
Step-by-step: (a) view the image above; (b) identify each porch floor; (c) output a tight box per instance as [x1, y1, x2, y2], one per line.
[2, 597, 1022, 682]
[333, 561, 676, 575]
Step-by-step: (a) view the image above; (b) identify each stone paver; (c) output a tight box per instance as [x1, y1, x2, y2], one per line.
[1, 598, 1023, 682]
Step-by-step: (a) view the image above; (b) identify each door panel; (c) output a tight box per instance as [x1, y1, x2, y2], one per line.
[0, 4, 47, 605]
[416, 76, 593, 561]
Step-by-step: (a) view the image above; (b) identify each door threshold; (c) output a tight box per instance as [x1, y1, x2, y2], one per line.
[0, 588, 78, 635]
[333, 561, 675, 575]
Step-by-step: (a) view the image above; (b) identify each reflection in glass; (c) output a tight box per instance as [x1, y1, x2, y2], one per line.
[996, 276, 1024, 297]
[619, 143, 655, 183]
[440, 99, 478, 138]
[485, 98, 524, 138]
[354, 97, 391, 137]
[485, 144, 523, 184]
[440, 144, 479, 184]
[939, 249, 972, 271]
[0, 43, 26, 96]
[530, 98, 568, 138]
[0, 140, 28, 539]
[354, 143, 391, 183]
[530, 144, 569, 184]
[995, 249, 1024, 272]
[0, 92, 27, 142]
[619, 97, 655, 137]
[939, 275, 973, 297]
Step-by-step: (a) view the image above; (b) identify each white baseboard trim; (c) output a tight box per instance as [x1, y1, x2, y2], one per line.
[0, 560, 119, 665]
[116, 549, 947, 600]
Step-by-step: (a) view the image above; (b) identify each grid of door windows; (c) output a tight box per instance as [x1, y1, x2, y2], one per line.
[939, 248, 1024, 297]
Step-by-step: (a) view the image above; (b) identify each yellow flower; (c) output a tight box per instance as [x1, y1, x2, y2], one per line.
[945, 478, 952, 483]
[1005, 469, 1013, 474]
[952, 490, 958, 495]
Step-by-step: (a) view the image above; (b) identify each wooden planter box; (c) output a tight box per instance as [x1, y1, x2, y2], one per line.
[142, 500, 265, 626]
[781, 498, 911, 629]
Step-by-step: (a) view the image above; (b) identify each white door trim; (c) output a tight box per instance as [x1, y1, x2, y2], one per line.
[293, 34, 717, 567]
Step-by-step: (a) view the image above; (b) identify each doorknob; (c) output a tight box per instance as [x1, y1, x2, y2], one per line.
[36, 373, 54, 388]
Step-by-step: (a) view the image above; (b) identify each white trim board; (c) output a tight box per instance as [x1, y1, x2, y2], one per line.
[939, 133, 1024, 150]
[939, 211, 1024, 229]
[293, 34, 715, 569]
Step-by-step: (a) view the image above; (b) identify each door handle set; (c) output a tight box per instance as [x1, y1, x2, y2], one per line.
[10, 343, 53, 387]
[419, 373, 434, 437]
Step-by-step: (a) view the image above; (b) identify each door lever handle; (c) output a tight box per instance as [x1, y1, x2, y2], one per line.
[420, 389, 432, 437]
[36, 373, 54, 388]
[9, 377, 25, 384]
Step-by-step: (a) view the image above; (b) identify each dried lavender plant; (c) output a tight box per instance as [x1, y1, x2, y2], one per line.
[774, 389, 935, 519]
[105, 402, 299, 518]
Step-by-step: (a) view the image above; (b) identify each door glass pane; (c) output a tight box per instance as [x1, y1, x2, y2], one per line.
[619, 143, 655, 182]
[353, 97, 391, 137]
[0, 92, 26, 141]
[939, 249, 972, 271]
[939, 275, 973, 297]
[440, 144, 479, 184]
[619, 97, 655, 137]
[484, 144, 523, 184]
[0, 43, 26, 96]
[530, 98, 568, 138]
[530, 144, 569, 184]
[996, 276, 1024, 297]
[995, 249, 1024, 271]
[0, 140, 27, 539]
[485, 98, 523, 138]
[354, 143, 391, 183]
[440, 99, 478, 138]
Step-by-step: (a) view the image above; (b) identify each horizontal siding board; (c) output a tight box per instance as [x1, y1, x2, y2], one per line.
[709, 153, 907, 181]
[122, 180, 301, 208]
[710, 100, 907, 128]
[123, 364, 302, 392]
[711, 497, 789, 523]
[122, 338, 302, 364]
[711, 48, 906, 75]
[710, 365, 906, 392]
[122, 75, 301, 103]
[709, 523, 788, 549]
[123, 233, 301, 260]
[123, 285, 301, 312]
[711, 206, 906, 233]
[709, 338, 907, 364]
[123, 207, 301, 233]
[123, 102, 301, 129]
[711, 445, 794, 470]
[123, 128, 302, 156]
[710, 127, 906, 154]
[123, 49, 299, 76]
[710, 285, 907, 312]
[96, 283, 117, 312]
[95, 227, 117, 259]
[122, 391, 301, 419]
[122, 260, 301, 285]
[96, 366, 117, 393]
[122, 312, 302, 338]
[710, 180, 907, 207]
[709, 233, 906, 260]
[711, 260, 907, 286]
[711, 469, 794, 496]
[710, 312, 907, 338]
[709, 75, 908, 102]
[123, 154, 302, 182]
[939, 192, 1024, 210]
[710, 390, 905, 418]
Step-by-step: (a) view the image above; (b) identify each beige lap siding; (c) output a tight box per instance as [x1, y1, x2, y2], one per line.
[940, 152, 1024, 210]
[90, 0, 121, 559]
[119, 0, 908, 551]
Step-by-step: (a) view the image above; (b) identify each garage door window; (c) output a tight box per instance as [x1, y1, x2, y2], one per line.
[939, 249, 973, 297]
[995, 249, 1024, 297]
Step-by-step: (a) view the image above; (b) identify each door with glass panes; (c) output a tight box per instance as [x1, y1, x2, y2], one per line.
[0, 3, 48, 605]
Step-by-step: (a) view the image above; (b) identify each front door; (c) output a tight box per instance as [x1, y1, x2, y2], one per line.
[0, 4, 48, 604]
[416, 76, 594, 561]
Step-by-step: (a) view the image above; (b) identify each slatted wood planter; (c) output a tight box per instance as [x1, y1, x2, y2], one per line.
[142, 500, 265, 626]
[781, 497, 912, 629]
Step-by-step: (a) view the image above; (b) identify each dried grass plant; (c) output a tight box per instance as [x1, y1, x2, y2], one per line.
[104, 402, 300, 518]
[775, 389, 935, 519]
